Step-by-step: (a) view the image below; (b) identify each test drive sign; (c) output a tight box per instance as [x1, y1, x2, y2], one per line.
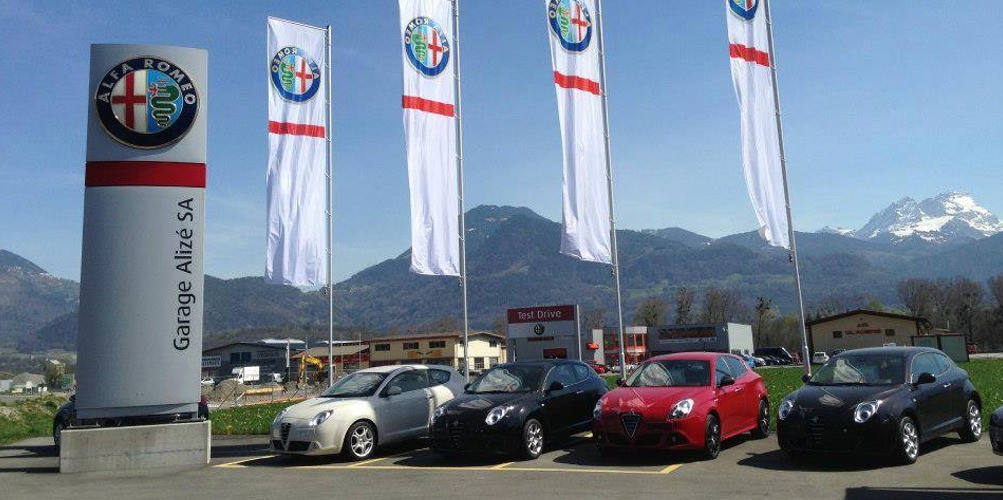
[507, 305, 578, 339]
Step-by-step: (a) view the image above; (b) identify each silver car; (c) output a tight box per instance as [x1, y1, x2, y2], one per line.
[270, 364, 466, 460]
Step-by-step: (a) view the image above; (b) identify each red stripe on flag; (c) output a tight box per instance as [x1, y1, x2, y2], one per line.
[553, 71, 601, 95]
[401, 96, 455, 117]
[268, 121, 326, 138]
[729, 43, 771, 67]
[85, 162, 206, 188]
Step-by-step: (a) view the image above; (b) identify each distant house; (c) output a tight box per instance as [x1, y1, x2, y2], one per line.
[0, 380, 12, 392]
[12, 373, 46, 394]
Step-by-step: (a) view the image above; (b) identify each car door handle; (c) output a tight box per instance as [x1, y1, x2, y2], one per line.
[575, 390, 584, 395]
[942, 383, 952, 388]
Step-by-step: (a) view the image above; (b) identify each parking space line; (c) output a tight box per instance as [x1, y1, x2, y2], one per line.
[659, 464, 682, 474]
[292, 464, 679, 475]
[214, 455, 275, 468]
[490, 461, 515, 469]
[347, 457, 387, 468]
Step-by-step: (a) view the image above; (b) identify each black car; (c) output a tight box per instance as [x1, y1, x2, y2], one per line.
[991, 404, 1003, 456]
[53, 395, 210, 449]
[755, 347, 794, 365]
[777, 347, 982, 464]
[428, 360, 608, 459]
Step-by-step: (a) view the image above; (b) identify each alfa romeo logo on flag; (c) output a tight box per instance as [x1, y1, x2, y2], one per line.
[548, 0, 593, 52]
[403, 17, 450, 77]
[94, 57, 198, 149]
[270, 46, 322, 102]
[728, 0, 759, 20]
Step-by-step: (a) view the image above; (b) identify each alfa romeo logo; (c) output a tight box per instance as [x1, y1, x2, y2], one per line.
[548, 0, 593, 52]
[534, 324, 546, 336]
[728, 0, 759, 21]
[404, 17, 450, 77]
[270, 46, 321, 102]
[94, 57, 198, 149]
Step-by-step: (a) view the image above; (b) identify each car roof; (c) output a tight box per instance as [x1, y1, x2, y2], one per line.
[835, 346, 939, 357]
[645, 352, 729, 362]
[355, 364, 457, 374]
[492, 359, 573, 369]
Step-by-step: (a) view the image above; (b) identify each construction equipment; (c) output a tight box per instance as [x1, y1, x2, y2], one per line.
[298, 354, 326, 385]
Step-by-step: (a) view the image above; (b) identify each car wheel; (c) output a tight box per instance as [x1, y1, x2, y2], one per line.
[702, 414, 721, 460]
[959, 399, 982, 443]
[751, 399, 770, 439]
[53, 419, 64, 449]
[521, 418, 544, 460]
[895, 416, 920, 465]
[342, 421, 376, 461]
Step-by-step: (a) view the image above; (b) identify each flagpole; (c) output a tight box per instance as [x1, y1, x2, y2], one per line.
[452, 0, 470, 380]
[325, 24, 335, 386]
[594, 0, 627, 377]
[764, 0, 810, 376]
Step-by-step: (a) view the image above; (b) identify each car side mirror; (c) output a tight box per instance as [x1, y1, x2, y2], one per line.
[718, 375, 735, 388]
[463, 383, 471, 391]
[915, 372, 936, 386]
[547, 381, 564, 393]
[801, 374, 811, 383]
[69, 394, 76, 402]
[384, 386, 403, 397]
[617, 378, 626, 386]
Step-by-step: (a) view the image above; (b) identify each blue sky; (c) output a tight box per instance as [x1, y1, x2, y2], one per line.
[1, 1, 1000, 282]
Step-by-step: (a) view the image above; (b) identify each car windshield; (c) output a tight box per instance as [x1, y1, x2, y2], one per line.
[467, 365, 546, 393]
[809, 355, 904, 385]
[625, 360, 710, 387]
[320, 372, 388, 398]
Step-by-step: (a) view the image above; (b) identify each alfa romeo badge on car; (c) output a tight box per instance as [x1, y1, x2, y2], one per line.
[94, 57, 199, 149]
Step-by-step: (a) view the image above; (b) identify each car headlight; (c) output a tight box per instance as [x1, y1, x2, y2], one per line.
[853, 400, 883, 424]
[485, 405, 514, 426]
[593, 399, 604, 421]
[668, 399, 694, 420]
[432, 405, 447, 422]
[309, 409, 334, 427]
[272, 407, 290, 425]
[778, 399, 794, 421]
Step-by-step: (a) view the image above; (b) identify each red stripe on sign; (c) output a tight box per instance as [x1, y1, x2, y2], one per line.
[85, 162, 206, 188]
[729, 43, 771, 67]
[268, 121, 326, 138]
[553, 71, 601, 95]
[401, 96, 455, 117]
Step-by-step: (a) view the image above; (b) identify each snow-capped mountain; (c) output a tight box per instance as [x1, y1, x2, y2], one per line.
[821, 192, 1003, 245]
[817, 226, 856, 237]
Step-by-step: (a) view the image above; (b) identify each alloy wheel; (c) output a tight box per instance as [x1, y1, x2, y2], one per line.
[53, 421, 63, 449]
[968, 401, 982, 438]
[350, 424, 375, 458]
[901, 419, 919, 461]
[525, 420, 544, 457]
[704, 415, 721, 459]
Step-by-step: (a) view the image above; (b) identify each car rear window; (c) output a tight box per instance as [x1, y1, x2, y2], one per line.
[723, 356, 748, 376]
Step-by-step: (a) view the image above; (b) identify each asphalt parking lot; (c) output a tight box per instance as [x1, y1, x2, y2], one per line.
[2, 433, 1001, 499]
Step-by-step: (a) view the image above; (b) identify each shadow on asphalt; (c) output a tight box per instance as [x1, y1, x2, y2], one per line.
[210, 440, 272, 459]
[844, 487, 1003, 499]
[953, 466, 1003, 487]
[0, 444, 57, 458]
[737, 436, 970, 472]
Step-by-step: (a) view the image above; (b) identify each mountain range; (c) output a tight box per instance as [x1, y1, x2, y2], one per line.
[3, 192, 1001, 350]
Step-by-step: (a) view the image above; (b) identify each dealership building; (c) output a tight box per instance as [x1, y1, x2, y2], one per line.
[368, 331, 506, 373]
[807, 309, 925, 354]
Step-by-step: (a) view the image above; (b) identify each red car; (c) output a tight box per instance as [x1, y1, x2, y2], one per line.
[592, 352, 769, 459]
[589, 362, 607, 374]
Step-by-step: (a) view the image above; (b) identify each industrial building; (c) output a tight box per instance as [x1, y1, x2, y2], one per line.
[599, 323, 754, 366]
[368, 331, 506, 373]
[807, 309, 925, 355]
[201, 342, 289, 382]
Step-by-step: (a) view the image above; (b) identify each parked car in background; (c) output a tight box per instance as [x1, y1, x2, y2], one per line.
[588, 361, 607, 374]
[200, 376, 215, 387]
[593, 353, 769, 460]
[429, 360, 607, 459]
[777, 347, 983, 464]
[53, 395, 209, 449]
[991, 404, 1003, 456]
[270, 364, 465, 460]
[811, 352, 830, 365]
[755, 347, 795, 365]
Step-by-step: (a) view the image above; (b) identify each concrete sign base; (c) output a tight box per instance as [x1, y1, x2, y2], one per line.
[59, 421, 210, 473]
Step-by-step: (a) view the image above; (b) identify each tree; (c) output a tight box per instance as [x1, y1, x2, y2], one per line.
[897, 278, 938, 326]
[944, 277, 983, 343]
[582, 307, 607, 331]
[754, 297, 774, 346]
[634, 297, 668, 327]
[44, 361, 65, 389]
[674, 288, 695, 325]
[988, 275, 1003, 325]
[701, 288, 745, 324]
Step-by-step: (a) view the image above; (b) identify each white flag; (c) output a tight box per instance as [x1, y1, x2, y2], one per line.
[399, 0, 460, 276]
[266, 18, 329, 285]
[726, 0, 790, 249]
[546, 0, 611, 264]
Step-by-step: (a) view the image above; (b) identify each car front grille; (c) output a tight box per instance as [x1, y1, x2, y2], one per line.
[620, 413, 642, 439]
[803, 414, 826, 446]
[280, 423, 292, 443]
[271, 439, 283, 451]
[287, 441, 310, 452]
[447, 420, 467, 445]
